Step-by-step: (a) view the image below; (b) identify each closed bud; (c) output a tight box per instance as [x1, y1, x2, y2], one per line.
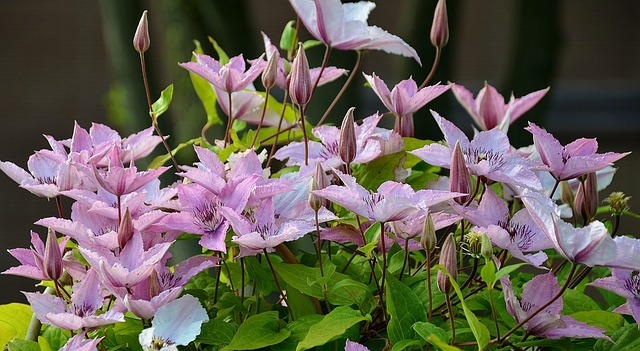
[262, 52, 279, 90]
[574, 173, 598, 222]
[288, 43, 312, 106]
[133, 10, 150, 54]
[309, 162, 330, 211]
[339, 107, 357, 166]
[481, 232, 493, 260]
[560, 180, 574, 207]
[450, 141, 471, 204]
[430, 0, 449, 49]
[604, 191, 631, 216]
[44, 228, 62, 281]
[117, 208, 134, 250]
[420, 212, 437, 252]
[437, 233, 457, 294]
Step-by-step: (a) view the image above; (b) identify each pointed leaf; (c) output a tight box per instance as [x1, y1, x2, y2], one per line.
[296, 306, 370, 351]
[196, 319, 236, 346]
[385, 274, 427, 344]
[151, 84, 174, 118]
[208, 36, 230, 65]
[570, 310, 623, 332]
[7, 339, 39, 351]
[0, 303, 32, 350]
[280, 20, 297, 52]
[224, 311, 290, 350]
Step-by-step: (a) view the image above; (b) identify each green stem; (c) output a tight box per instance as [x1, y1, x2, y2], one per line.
[263, 249, 294, 320]
[316, 51, 362, 127]
[427, 251, 433, 323]
[488, 287, 501, 340]
[445, 293, 455, 344]
[419, 46, 441, 90]
[251, 88, 271, 148]
[266, 91, 290, 168]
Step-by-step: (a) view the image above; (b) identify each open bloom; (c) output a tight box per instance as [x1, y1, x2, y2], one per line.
[526, 122, 629, 181]
[59, 332, 103, 351]
[139, 295, 209, 351]
[452, 83, 549, 132]
[590, 268, 640, 324]
[501, 272, 609, 340]
[180, 54, 265, 93]
[3, 231, 68, 280]
[411, 111, 544, 190]
[288, 0, 420, 63]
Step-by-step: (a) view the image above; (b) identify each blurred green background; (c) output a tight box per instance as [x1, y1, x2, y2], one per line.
[0, 0, 638, 302]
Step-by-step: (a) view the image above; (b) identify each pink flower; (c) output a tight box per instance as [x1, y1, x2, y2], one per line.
[452, 83, 549, 131]
[288, 0, 421, 64]
[180, 54, 265, 93]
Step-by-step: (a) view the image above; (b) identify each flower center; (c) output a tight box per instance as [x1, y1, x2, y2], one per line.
[319, 141, 339, 160]
[624, 272, 640, 297]
[464, 147, 505, 167]
[364, 193, 384, 214]
[194, 201, 223, 234]
[497, 220, 534, 251]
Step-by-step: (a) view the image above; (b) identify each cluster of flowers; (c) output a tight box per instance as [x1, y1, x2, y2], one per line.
[1, 0, 637, 350]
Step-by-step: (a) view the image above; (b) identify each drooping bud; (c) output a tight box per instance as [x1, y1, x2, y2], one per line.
[133, 10, 150, 54]
[437, 233, 457, 294]
[480, 232, 493, 260]
[450, 141, 471, 204]
[309, 162, 330, 211]
[430, 0, 449, 49]
[339, 107, 357, 166]
[288, 43, 312, 106]
[44, 228, 62, 281]
[574, 173, 598, 222]
[560, 180, 574, 207]
[420, 212, 437, 252]
[262, 52, 279, 90]
[604, 191, 632, 216]
[117, 208, 135, 250]
[464, 230, 484, 258]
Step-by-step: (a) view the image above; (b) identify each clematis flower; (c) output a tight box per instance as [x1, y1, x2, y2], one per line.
[3, 231, 68, 280]
[363, 73, 451, 136]
[452, 83, 549, 132]
[526, 122, 629, 181]
[180, 54, 265, 93]
[213, 88, 294, 128]
[345, 340, 370, 351]
[410, 110, 544, 190]
[289, 0, 421, 64]
[59, 332, 102, 351]
[274, 113, 403, 168]
[590, 268, 640, 324]
[501, 272, 610, 340]
[138, 294, 209, 351]
[24, 269, 124, 330]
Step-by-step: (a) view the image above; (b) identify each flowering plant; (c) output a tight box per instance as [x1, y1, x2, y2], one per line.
[1, 1, 637, 350]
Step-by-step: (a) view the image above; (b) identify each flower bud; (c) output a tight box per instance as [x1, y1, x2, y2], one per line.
[450, 141, 471, 204]
[420, 212, 437, 252]
[560, 180, 574, 207]
[465, 230, 484, 258]
[133, 10, 150, 54]
[604, 191, 631, 216]
[430, 0, 449, 49]
[437, 233, 457, 294]
[117, 207, 134, 250]
[288, 43, 312, 106]
[574, 172, 598, 222]
[44, 228, 62, 281]
[339, 107, 357, 166]
[309, 162, 330, 211]
[262, 52, 279, 90]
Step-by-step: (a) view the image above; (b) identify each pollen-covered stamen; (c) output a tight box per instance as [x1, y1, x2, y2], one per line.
[497, 220, 534, 251]
[464, 147, 505, 167]
[243, 207, 257, 223]
[364, 193, 384, 214]
[623, 272, 640, 297]
[97, 224, 118, 237]
[194, 201, 223, 233]
[319, 140, 339, 160]
[150, 337, 174, 350]
[256, 223, 277, 240]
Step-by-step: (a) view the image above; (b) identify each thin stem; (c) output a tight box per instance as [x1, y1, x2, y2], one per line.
[499, 263, 577, 343]
[139, 53, 178, 169]
[459, 258, 479, 291]
[427, 251, 433, 323]
[612, 214, 621, 237]
[315, 210, 324, 278]
[266, 91, 290, 168]
[316, 50, 363, 127]
[251, 88, 271, 148]
[418, 46, 441, 90]
[549, 178, 560, 199]
[55, 196, 64, 218]
[379, 222, 387, 297]
[311, 45, 332, 96]
[214, 256, 222, 304]
[240, 257, 245, 306]
[263, 249, 294, 320]
[298, 103, 310, 165]
[223, 91, 234, 147]
[488, 287, 501, 340]
[399, 238, 410, 281]
[445, 293, 455, 344]
[117, 195, 122, 226]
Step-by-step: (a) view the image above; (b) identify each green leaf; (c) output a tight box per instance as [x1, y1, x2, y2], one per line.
[439, 267, 491, 350]
[224, 311, 290, 350]
[426, 334, 462, 351]
[37, 337, 51, 351]
[208, 36, 230, 65]
[274, 263, 350, 300]
[413, 321, 450, 346]
[594, 322, 640, 351]
[352, 152, 404, 191]
[296, 306, 370, 351]
[280, 20, 297, 52]
[480, 259, 496, 288]
[244, 256, 276, 295]
[150, 84, 173, 118]
[328, 279, 373, 309]
[147, 137, 201, 169]
[286, 285, 319, 318]
[196, 318, 236, 346]
[402, 138, 433, 168]
[363, 222, 381, 247]
[190, 40, 222, 127]
[570, 310, 624, 332]
[41, 327, 69, 351]
[7, 339, 40, 351]
[385, 274, 427, 344]
[0, 303, 33, 350]
[391, 339, 423, 351]
[561, 288, 600, 315]
[494, 263, 527, 281]
[272, 315, 324, 351]
[302, 40, 323, 51]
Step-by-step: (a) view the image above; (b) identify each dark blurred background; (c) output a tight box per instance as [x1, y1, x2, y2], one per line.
[0, 0, 638, 303]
